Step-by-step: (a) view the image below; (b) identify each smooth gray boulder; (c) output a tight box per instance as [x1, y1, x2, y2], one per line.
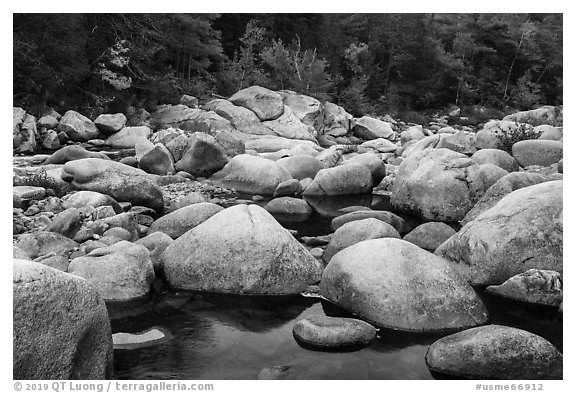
[403, 222, 457, 252]
[14, 231, 78, 259]
[470, 149, 519, 172]
[436, 181, 563, 286]
[148, 202, 224, 239]
[320, 238, 489, 333]
[331, 210, 406, 234]
[94, 113, 127, 135]
[323, 218, 400, 263]
[68, 241, 155, 302]
[425, 325, 562, 379]
[277, 155, 322, 180]
[303, 163, 373, 196]
[13, 259, 113, 379]
[512, 140, 563, 167]
[209, 154, 292, 195]
[45, 145, 109, 165]
[56, 110, 100, 142]
[61, 158, 164, 212]
[293, 316, 376, 349]
[229, 86, 284, 121]
[162, 204, 322, 295]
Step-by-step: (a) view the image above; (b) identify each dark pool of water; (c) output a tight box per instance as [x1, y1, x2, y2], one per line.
[109, 192, 562, 380]
[109, 289, 562, 380]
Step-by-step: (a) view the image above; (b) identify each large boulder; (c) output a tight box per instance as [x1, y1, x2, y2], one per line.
[319, 102, 353, 136]
[13, 259, 113, 379]
[62, 190, 123, 214]
[435, 181, 563, 286]
[162, 204, 323, 294]
[229, 86, 284, 121]
[503, 105, 558, 126]
[14, 113, 38, 153]
[174, 132, 235, 177]
[391, 148, 492, 222]
[61, 158, 164, 212]
[486, 269, 563, 307]
[470, 148, 519, 172]
[403, 222, 457, 252]
[360, 138, 398, 153]
[353, 116, 394, 140]
[320, 238, 489, 332]
[277, 155, 322, 180]
[45, 145, 109, 165]
[323, 218, 400, 263]
[303, 163, 373, 196]
[68, 241, 155, 302]
[400, 125, 425, 144]
[537, 125, 563, 141]
[511, 139, 563, 167]
[436, 131, 477, 155]
[56, 110, 100, 142]
[149, 104, 202, 129]
[292, 316, 376, 349]
[94, 113, 127, 135]
[344, 152, 387, 185]
[263, 105, 316, 141]
[209, 154, 292, 195]
[105, 126, 152, 149]
[148, 202, 224, 239]
[243, 135, 320, 153]
[203, 98, 272, 135]
[14, 231, 78, 259]
[137, 142, 175, 175]
[461, 172, 551, 225]
[425, 325, 562, 379]
[279, 90, 322, 126]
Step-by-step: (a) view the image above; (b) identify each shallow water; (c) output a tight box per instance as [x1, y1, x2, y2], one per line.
[110, 193, 562, 380]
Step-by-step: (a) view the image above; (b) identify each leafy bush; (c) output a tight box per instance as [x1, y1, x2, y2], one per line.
[496, 122, 542, 154]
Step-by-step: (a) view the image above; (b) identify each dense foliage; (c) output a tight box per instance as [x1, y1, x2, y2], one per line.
[14, 13, 562, 118]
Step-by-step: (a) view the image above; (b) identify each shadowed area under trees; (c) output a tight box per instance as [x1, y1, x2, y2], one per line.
[14, 13, 562, 120]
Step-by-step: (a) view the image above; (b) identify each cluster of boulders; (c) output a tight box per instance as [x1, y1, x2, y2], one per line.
[13, 86, 562, 380]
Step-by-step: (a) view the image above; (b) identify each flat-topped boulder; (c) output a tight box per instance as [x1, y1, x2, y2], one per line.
[162, 204, 323, 295]
[292, 316, 376, 349]
[353, 116, 394, 140]
[303, 163, 373, 196]
[320, 238, 489, 333]
[470, 149, 519, 172]
[512, 139, 562, 167]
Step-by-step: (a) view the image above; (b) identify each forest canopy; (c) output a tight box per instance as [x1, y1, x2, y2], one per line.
[13, 13, 562, 118]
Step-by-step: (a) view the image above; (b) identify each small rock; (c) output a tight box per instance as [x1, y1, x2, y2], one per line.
[292, 315, 377, 349]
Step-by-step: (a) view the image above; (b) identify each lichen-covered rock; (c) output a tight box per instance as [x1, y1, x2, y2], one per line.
[162, 204, 323, 294]
[436, 181, 563, 286]
[425, 325, 562, 379]
[13, 259, 113, 379]
[320, 238, 489, 332]
[486, 269, 562, 306]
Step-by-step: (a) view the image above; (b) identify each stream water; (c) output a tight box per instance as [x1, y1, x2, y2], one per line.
[107, 193, 562, 380]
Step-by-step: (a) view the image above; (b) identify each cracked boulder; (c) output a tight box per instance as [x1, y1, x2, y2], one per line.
[162, 204, 323, 295]
[435, 180, 562, 286]
[320, 238, 489, 333]
[391, 148, 493, 222]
